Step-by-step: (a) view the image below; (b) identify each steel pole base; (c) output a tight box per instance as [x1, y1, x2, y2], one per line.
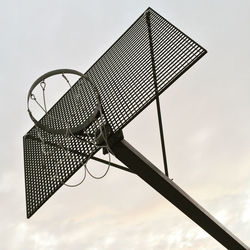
[110, 139, 249, 249]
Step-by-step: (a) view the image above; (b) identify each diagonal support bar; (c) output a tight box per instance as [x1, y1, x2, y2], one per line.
[110, 139, 249, 249]
[146, 11, 169, 176]
[91, 156, 134, 174]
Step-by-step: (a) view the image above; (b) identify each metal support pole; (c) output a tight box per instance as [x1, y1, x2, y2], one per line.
[110, 139, 249, 249]
[146, 11, 169, 176]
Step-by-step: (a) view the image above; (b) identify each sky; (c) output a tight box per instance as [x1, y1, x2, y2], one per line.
[1, 0, 250, 249]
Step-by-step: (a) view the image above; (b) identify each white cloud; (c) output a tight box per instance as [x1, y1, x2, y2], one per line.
[241, 190, 250, 223]
[214, 209, 229, 224]
[31, 232, 58, 250]
[10, 222, 29, 249]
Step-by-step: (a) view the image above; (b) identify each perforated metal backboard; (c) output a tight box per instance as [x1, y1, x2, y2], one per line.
[23, 7, 207, 218]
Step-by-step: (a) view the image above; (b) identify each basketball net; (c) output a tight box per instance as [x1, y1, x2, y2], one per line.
[27, 69, 112, 187]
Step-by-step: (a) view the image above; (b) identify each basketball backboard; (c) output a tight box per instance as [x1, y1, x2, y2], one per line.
[23, 7, 206, 219]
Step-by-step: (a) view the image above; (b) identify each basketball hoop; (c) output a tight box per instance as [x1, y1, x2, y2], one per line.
[27, 68, 112, 187]
[27, 69, 103, 136]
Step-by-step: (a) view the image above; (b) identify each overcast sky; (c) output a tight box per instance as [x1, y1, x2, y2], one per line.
[1, 0, 250, 249]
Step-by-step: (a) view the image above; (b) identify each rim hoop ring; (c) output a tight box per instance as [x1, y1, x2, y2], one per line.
[27, 69, 101, 135]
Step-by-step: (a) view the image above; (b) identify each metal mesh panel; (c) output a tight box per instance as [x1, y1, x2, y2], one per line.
[23, 7, 207, 218]
[39, 77, 99, 131]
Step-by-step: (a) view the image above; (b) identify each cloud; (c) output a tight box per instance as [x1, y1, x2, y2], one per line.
[241, 190, 250, 224]
[31, 231, 58, 250]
